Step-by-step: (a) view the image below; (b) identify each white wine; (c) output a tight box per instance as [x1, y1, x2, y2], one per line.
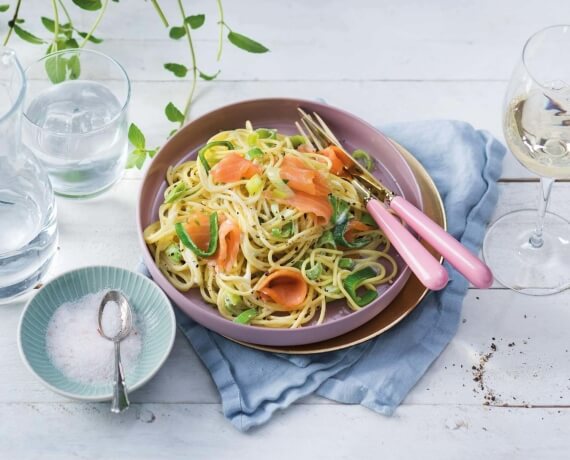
[504, 89, 570, 178]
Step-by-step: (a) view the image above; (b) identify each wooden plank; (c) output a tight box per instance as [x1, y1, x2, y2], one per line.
[0, 403, 568, 459]
[7, 0, 567, 82]
[2, 182, 570, 406]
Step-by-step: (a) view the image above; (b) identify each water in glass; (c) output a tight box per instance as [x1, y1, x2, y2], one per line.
[0, 48, 58, 302]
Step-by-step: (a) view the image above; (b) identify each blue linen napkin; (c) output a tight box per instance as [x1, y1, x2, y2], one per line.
[140, 120, 505, 432]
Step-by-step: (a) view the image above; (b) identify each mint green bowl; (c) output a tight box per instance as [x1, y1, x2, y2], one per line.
[18, 266, 176, 401]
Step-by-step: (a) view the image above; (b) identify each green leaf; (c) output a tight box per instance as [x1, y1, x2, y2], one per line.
[165, 102, 185, 123]
[199, 69, 220, 81]
[67, 55, 81, 79]
[64, 38, 79, 49]
[77, 31, 103, 43]
[41, 17, 55, 33]
[169, 26, 186, 39]
[71, 0, 102, 11]
[0, 5, 9, 13]
[14, 25, 45, 45]
[128, 123, 146, 149]
[126, 150, 146, 169]
[227, 31, 269, 53]
[185, 14, 205, 29]
[163, 62, 187, 78]
[45, 55, 68, 83]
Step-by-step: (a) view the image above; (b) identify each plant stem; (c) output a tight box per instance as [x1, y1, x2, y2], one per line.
[50, 0, 60, 52]
[57, 0, 72, 26]
[177, 0, 197, 123]
[215, 0, 224, 61]
[150, 0, 169, 27]
[79, 0, 109, 48]
[2, 0, 23, 46]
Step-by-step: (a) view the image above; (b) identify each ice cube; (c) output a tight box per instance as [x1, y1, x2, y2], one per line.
[42, 110, 73, 134]
[71, 109, 94, 134]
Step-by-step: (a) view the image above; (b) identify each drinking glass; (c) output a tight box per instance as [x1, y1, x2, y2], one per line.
[0, 48, 58, 302]
[483, 25, 570, 295]
[21, 49, 131, 198]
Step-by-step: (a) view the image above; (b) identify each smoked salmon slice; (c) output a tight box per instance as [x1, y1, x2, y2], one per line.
[256, 268, 308, 311]
[271, 190, 333, 226]
[185, 212, 211, 251]
[211, 153, 261, 183]
[216, 218, 241, 272]
[320, 146, 350, 176]
[344, 220, 373, 242]
[279, 154, 330, 196]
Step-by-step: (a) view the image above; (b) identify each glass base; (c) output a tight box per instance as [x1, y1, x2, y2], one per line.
[483, 209, 570, 295]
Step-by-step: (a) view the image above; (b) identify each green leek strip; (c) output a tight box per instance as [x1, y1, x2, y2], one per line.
[352, 149, 374, 171]
[165, 182, 188, 204]
[174, 213, 219, 257]
[317, 229, 336, 248]
[256, 128, 276, 139]
[342, 267, 379, 307]
[165, 243, 182, 263]
[247, 132, 259, 146]
[246, 174, 263, 196]
[198, 141, 234, 174]
[289, 135, 306, 148]
[360, 212, 378, 229]
[234, 308, 258, 324]
[333, 220, 371, 249]
[329, 195, 350, 225]
[338, 258, 355, 270]
[271, 221, 293, 238]
[246, 147, 264, 160]
[224, 292, 242, 315]
[266, 166, 293, 198]
[305, 262, 322, 280]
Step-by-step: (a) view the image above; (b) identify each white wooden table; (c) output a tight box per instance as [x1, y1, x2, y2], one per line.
[2, 1, 570, 458]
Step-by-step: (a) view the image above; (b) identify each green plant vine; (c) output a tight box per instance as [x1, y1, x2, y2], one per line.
[0, 0, 269, 169]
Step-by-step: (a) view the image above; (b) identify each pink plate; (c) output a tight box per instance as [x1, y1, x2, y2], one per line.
[137, 98, 422, 346]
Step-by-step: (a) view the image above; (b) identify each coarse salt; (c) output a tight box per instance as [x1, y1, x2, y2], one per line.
[46, 290, 143, 385]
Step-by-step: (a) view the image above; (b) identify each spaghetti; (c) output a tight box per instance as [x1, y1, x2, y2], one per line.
[144, 123, 397, 328]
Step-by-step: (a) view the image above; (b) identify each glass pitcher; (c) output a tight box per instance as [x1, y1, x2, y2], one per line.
[0, 48, 58, 302]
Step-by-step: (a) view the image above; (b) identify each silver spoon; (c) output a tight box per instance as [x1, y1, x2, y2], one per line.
[97, 290, 133, 414]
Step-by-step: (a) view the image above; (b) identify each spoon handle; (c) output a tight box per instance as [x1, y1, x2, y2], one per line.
[111, 341, 130, 413]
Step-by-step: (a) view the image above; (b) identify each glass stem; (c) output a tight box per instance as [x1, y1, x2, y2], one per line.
[529, 177, 555, 248]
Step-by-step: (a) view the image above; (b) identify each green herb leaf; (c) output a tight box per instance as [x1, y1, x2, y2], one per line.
[45, 55, 68, 83]
[67, 55, 81, 79]
[169, 26, 186, 39]
[14, 25, 45, 45]
[77, 31, 103, 43]
[165, 102, 185, 123]
[126, 150, 145, 169]
[185, 14, 205, 29]
[72, 0, 102, 11]
[164, 62, 188, 78]
[234, 308, 257, 325]
[128, 123, 146, 149]
[199, 69, 220, 81]
[41, 17, 55, 33]
[64, 38, 79, 49]
[227, 31, 269, 53]
[0, 5, 9, 13]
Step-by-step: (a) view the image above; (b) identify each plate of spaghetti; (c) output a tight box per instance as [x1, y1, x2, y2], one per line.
[138, 98, 423, 346]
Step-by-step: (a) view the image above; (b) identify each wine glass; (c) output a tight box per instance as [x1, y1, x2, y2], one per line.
[484, 25, 570, 295]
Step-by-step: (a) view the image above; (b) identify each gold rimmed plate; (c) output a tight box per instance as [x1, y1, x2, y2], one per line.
[230, 141, 445, 353]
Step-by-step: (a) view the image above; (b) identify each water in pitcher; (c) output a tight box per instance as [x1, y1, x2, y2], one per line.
[22, 80, 128, 197]
[0, 48, 57, 302]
